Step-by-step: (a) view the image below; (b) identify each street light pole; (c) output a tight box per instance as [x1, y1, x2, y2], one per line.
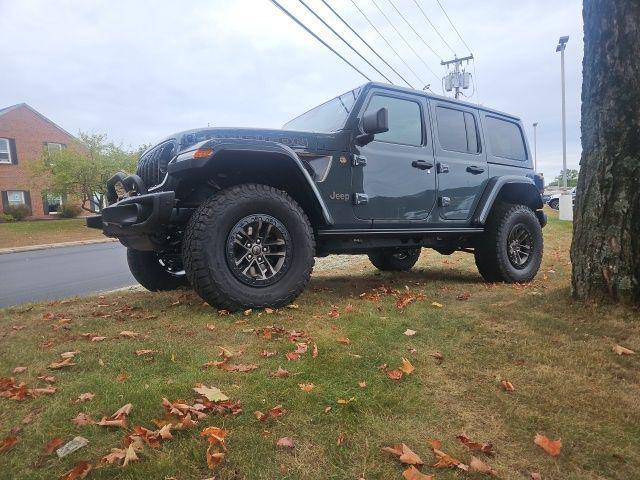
[556, 36, 569, 191]
[532, 122, 538, 172]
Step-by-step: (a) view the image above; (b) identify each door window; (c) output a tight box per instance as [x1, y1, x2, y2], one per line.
[364, 95, 423, 146]
[436, 106, 480, 154]
[485, 116, 527, 161]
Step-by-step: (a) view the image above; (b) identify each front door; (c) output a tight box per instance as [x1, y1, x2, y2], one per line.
[352, 91, 436, 223]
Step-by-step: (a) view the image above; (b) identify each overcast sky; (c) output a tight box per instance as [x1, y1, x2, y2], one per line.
[0, 0, 582, 181]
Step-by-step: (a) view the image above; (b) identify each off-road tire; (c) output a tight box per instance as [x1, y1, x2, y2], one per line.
[474, 202, 543, 283]
[127, 248, 189, 291]
[548, 198, 559, 210]
[182, 184, 315, 311]
[368, 248, 421, 271]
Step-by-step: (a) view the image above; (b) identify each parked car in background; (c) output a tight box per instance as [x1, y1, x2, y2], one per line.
[547, 187, 576, 210]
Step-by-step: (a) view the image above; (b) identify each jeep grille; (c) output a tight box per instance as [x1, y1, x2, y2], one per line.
[136, 140, 176, 189]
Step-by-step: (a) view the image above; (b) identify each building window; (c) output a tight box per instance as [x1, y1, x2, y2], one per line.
[0, 138, 11, 164]
[6, 190, 26, 206]
[46, 142, 65, 153]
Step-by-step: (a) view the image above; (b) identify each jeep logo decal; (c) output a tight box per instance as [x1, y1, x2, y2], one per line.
[329, 191, 350, 202]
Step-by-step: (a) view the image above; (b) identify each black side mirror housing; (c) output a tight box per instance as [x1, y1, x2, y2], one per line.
[356, 107, 388, 146]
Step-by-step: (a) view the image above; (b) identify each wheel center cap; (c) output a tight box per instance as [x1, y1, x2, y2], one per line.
[252, 245, 262, 255]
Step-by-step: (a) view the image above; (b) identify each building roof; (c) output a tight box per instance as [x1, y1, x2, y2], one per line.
[0, 103, 76, 139]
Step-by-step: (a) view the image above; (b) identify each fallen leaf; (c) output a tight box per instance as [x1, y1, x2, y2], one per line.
[402, 465, 434, 480]
[116, 373, 129, 383]
[358, 381, 367, 388]
[74, 393, 95, 403]
[312, 343, 318, 358]
[285, 351, 300, 361]
[271, 367, 289, 378]
[431, 302, 443, 308]
[287, 304, 299, 309]
[123, 443, 139, 466]
[337, 397, 355, 405]
[193, 384, 229, 402]
[534, 434, 562, 456]
[206, 324, 216, 331]
[457, 292, 471, 301]
[72, 413, 95, 426]
[336, 433, 345, 446]
[97, 403, 133, 428]
[386, 369, 403, 381]
[254, 405, 286, 421]
[135, 349, 155, 356]
[244, 309, 252, 316]
[469, 455, 497, 475]
[298, 383, 315, 392]
[382, 443, 424, 465]
[400, 358, 415, 375]
[501, 380, 515, 393]
[337, 336, 351, 345]
[60, 462, 92, 480]
[43, 437, 64, 455]
[403, 329, 417, 336]
[37, 374, 56, 383]
[13, 367, 27, 374]
[119, 331, 139, 338]
[48, 357, 76, 369]
[530, 473, 542, 480]
[456, 432, 494, 455]
[0, 435, 18, 453]
[613, 344, 635, 355]
[276, 437, 294, 448]
[90, 336, 106, 342]
[429, 352, 444, 364]
[59, 351, 79, 359]
[329, 308, 340, 319]
[261, 350, 276, 358]
[430, 440, 468, 471]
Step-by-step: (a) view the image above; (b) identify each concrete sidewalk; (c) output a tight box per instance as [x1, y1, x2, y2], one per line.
[0, 237, 116, 255]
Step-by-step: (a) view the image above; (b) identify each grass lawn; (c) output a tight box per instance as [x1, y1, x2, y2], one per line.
[1, 209, 638, 480]
[0, 218, 105, 249]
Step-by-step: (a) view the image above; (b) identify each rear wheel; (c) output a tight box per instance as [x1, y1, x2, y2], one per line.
[182, 184, 315, 311]
[474, 202, 543, 283]
[548, 198, 559, 210]
[368, 248, 421, 271]
[127, 249, 188, 291]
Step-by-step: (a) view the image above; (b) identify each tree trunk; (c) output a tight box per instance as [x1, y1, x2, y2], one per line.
[571, 0, 640, 303]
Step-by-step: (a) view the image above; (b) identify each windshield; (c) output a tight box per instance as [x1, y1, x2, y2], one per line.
[283, 87, 361, 132]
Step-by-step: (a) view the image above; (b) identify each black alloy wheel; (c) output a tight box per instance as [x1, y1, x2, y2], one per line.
[506, 223, 534, 269]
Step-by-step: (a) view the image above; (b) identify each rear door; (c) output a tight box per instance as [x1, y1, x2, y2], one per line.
[352, 90, 436, 223]
[430, 101, 488, 220]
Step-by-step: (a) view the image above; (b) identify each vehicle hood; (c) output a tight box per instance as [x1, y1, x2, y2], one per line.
[174, 127, 346, 153]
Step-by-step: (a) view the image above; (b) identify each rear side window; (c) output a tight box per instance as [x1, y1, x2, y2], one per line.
[485, 116, 527, 161]
[436, 106, 480, 153]
[364, 95, 423, 146]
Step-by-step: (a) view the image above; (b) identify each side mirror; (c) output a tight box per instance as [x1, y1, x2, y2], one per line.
[356, 107, 388, 146]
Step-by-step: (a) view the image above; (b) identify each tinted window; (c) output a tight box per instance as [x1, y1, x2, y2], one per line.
[485, 116, 527, 161]
[436, 106, 480, 153]
[364, 95, 422, 146]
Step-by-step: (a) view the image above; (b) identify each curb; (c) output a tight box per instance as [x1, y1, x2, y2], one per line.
[0, 238, 118, 255]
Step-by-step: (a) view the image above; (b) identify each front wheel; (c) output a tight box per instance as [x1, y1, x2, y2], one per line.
[368, 248, 421, 271]
[127, 249, 189, 291]
[548, 198, 559, 210]
[182, 184, 315, 311]
[474, 202, 543, 283]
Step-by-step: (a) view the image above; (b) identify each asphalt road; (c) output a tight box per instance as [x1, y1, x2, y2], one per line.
[0, 242, 136, 308]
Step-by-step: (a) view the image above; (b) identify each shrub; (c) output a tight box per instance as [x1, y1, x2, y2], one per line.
[3, 204, 31, 221]
[58, 203, 82, 218]
[0, 213, 16, 223]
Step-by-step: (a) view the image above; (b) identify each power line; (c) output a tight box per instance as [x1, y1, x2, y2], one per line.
[435, 0, 473, 54]
[297, 0, 394, 84]
[269, 0, 371, 81]
[386, 0, 442, 61]
[320, 0, 414, 88]
[349, 0, 427, 87]
[369, 0, 440, 82]
[411, 0, 456, 55]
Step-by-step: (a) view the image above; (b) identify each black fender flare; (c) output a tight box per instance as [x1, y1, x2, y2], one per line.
[471, 175, 544, 226]
[168, 139, 333, 226]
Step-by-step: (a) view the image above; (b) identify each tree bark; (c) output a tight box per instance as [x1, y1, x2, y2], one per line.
[571, 0, 640, 303]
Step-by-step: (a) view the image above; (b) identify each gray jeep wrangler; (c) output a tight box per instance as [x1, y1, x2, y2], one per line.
[88, 82, 546, 310]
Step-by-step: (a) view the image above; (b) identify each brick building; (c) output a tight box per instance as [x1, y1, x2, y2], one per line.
[0, 103, 78, 219]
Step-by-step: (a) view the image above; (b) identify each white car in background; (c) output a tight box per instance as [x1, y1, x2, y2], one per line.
[547, 187, 576, 210]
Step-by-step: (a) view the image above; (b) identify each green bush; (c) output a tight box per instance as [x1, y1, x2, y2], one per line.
[58, 203, 82, 218]
[3, 204, 31, 221]
[0, 213, 16, 223]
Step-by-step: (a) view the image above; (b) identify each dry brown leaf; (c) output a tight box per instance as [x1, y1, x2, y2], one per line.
[193, 385, 229, 402]
[13, 367, 27, 374]
[329, 308, 340, 319]
[403, 329, 417, 336]
[59, 351, 79, 359]
[75, 393, 95, 403]
[337, 397, 355, 404]
[123, 443, 139, 466]
[285, 351, 300, 361]
[254, 405, 286, 421]
[276, 437, 295, 448]
[501, 380, 515, 392]
[430, 440, 468, 471]
[402, 466, 434, 480]
[382, 443, 424, 465]
[60, 462, 92, 480]
[43, 437, 64, 455]
[0, 435, 18, 453]
[90, 336, 106, 342]
[530, 473, 542, 480]
[48, 357, 76, 369]
[534, 433, 562, 456]
[400, 358, 415, 375]
[260, 350, 276, 358]
[336, 433, 345, 446]
[135, 349, 155, 356]
[312, 342, 318, 358]
[469, 455, 497, 475]
[358, 381, 367, 388]
[72, 413, 95, 426]
[613, 344, 635, 355]
[116, 372, 129, 383]
[386, 369, 403, 381]
[456, 432, 494, 455]
[271, 367, 289, 378]
[119, 331, 139, 338]
[338, 336, 352, 345]
[429, 352, 444, 364]
[298, 383, 315, 392]
[37, 374, 56, 383]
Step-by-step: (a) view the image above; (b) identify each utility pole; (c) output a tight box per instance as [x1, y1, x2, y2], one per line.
[556, 36, 569, 190]
[442, 54, 473, 99]
[532, 122, 538, 172]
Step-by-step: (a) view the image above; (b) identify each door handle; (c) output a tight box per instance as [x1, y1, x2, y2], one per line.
[411, 160, 434, 170]
[466, 165, 485, 174]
